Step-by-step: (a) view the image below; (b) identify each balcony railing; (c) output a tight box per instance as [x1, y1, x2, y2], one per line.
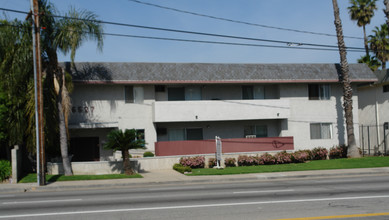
[154, 99, 290, 122]
[155, 137, 294, 156]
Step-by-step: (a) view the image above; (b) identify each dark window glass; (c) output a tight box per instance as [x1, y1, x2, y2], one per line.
[186, 128, 203, 140]
[383, 85, 389, 93]
[168, 87, 185, 101]
[125, 86, 134, 103]
[242, 86, 254, 99]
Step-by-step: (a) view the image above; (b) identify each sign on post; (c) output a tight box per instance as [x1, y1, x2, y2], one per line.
[215, 136, 222, 168]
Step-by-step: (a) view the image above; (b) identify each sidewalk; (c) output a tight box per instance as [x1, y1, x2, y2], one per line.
[1, 167, 389, 194]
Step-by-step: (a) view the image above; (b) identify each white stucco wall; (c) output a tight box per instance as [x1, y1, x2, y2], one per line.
[69, 83, 362, 158]
[358, 84, 389, 154]
[279, 83, 360, 150]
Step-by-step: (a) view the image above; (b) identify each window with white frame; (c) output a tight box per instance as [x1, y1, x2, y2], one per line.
[310, 123, 332, 139]
[125, 86, 144, 104]
[308, 84, 330, 100]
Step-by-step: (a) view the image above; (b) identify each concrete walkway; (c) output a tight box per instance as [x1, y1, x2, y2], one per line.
[1, 167, 389, 194]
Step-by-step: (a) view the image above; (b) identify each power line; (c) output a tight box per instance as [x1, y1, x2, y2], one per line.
[127, 0, 363, 40]
[0, 7, 362, 50]
[0, 23, 366, 52]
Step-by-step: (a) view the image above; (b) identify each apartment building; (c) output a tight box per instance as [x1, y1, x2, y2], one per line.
[65, 62, 376, 161]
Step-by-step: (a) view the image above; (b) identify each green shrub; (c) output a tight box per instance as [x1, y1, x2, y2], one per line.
[173, 163, 192, 174]
[329, 145, 348, 159]
[0, 160, 11, 182]
[224, 158, 236, 167]
[179, 156, 205, 168]
[143, 151, 155, 157]
[311, 147, 328, 160]
[208, 158, 217, 168]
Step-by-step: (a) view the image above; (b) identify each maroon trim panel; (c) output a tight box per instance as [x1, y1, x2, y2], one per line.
[155, 137, 294, 156]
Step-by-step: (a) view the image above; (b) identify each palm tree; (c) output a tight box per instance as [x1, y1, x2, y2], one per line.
[104, 129, 146, 175]
[369, 24, 389, 70]
[357, 54, 381, 71]
[38, 0, 103, 176]
[332, 0, 361, 158]
[385, 0, 389, 28]
[348, 0, 377, 57]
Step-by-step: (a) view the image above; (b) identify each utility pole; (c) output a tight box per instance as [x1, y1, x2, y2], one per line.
[30, 0, 45, 186]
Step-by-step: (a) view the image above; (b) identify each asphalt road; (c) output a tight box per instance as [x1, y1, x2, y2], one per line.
[0, 175, 389, 220]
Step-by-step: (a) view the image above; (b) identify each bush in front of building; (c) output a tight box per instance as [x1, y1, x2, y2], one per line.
[274, 151, 292, 164]
[237, 155, 258, 166]
[179, 156, 205, 168]
[208, 158, 217, 168]
[173, 163, 192, 174]
[143, 151, 155, 157]
[0, 160, 11, 182]
[329, 145, 348, 159]
[224, 158, 236, 167]
[291, 150, 311, 163]
[258, 153, 276, 165]
[311, 147, 328, 160]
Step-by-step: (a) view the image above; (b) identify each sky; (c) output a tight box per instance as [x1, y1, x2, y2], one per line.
[1, 0, 388, 64]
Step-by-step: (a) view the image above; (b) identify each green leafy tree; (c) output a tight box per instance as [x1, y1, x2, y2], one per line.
[104, 129, 146, 175]
[332, 0, 361, 158]
[357, 54, 381, 71]
[0, 1, 103, 175]
[37, 0, 103, 176]
[369, 24, 389, 70]
[348, 0, 378, 57]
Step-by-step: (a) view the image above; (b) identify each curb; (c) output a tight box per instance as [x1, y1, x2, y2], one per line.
[1, 168, 389, 194]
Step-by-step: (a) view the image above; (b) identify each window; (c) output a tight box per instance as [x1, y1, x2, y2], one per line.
[168, 128, 203, 141]
[310, 123, 332, 139]
[242, 86, 264, 99]
[244, 125, 268, 138]
[308, 84, 330, 100]
[168, 87, 185, 101]
[168, 86, 202, 101]
[155, 85, 165, 92]
[125, 86, 134, 103]
[383, 85, 389, 93]
[125, 86, 144, 103]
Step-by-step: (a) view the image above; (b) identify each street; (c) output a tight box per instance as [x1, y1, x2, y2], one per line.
[0, 174, 389, 219]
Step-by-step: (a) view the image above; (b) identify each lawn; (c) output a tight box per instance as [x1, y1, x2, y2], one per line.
[19, 173, 143, 183]
[187, 156, 389, 176]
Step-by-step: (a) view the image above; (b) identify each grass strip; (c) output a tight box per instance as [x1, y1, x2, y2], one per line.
[19, 173, 142, 183]
[187, 156, 389, 176]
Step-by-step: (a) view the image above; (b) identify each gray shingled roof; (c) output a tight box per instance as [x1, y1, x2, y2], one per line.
[61, 62, 377, 84]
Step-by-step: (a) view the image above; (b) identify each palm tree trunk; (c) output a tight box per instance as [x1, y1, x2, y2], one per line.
[58, 71, 73, 176]
[363, 25, 369, 57]
[122, 148, 134, 175]
[332, 0, 361, 158]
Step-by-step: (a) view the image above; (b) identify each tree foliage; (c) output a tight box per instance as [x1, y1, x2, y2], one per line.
[104, 129, 146, 175]
[369, 24, 389, 70]
[348, 0, 377, 57]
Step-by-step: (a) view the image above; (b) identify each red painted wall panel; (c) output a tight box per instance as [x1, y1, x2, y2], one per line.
[155, 137, 294, 156]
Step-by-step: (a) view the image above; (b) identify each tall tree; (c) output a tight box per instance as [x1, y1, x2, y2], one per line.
[348, 0, 378, 57]
[384, 0, 389, 27]
[1, 1, 103, 175]
[104, 129, 146, 175]
[369, 24, 389, 69]
[357, 54, 381, 71]
[332, 0, 361, 158]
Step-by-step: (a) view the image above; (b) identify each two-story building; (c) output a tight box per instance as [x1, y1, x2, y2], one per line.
[358, 69, 389, 155]
[65, 62, 376, 161]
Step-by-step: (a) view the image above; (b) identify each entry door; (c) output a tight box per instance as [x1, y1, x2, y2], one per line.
[70, 137, 100, 162]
